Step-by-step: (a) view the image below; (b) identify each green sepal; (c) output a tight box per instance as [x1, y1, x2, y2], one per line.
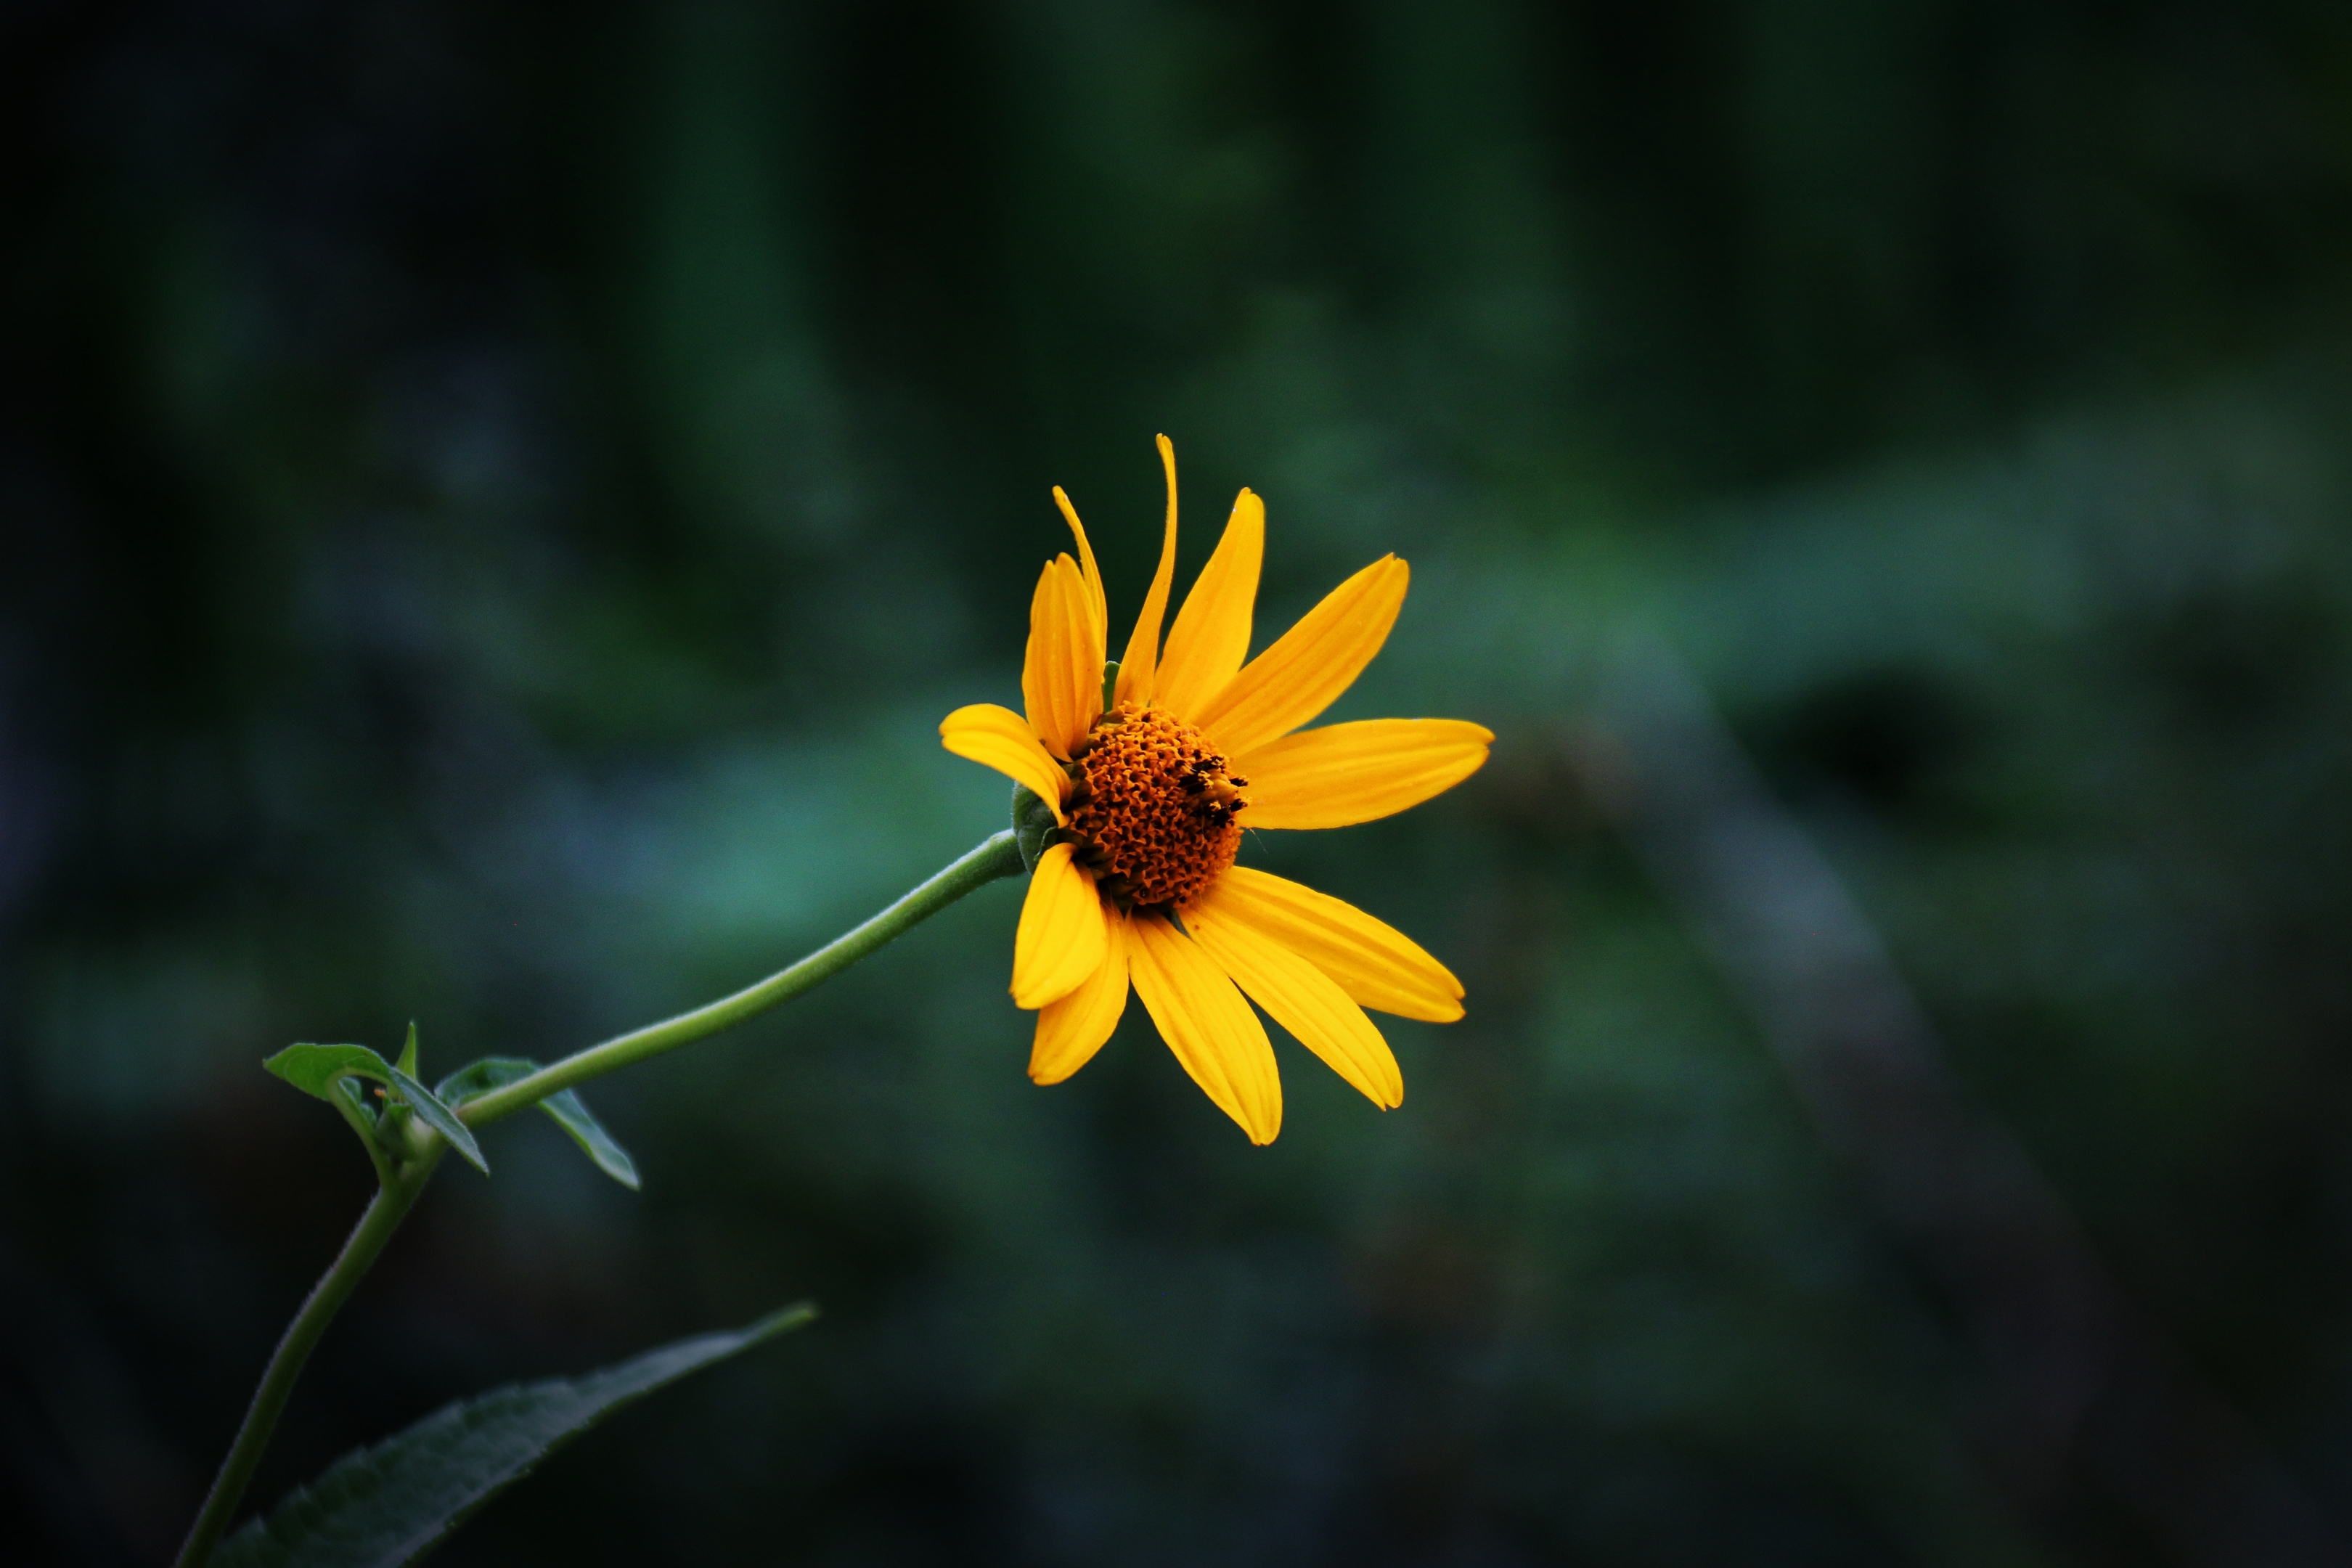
[1010, 783, 1061, 873]
[263, 1043, 489, 1176]
[395, 1021, 420, 1079]
[437, 1058, 641, 1190]
[212, 1303, 816, 1568]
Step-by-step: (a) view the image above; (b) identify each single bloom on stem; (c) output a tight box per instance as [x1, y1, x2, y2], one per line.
[940, 436, 1491, 1144]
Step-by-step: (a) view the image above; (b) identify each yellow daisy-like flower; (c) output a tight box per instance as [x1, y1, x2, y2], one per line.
[940, 437, 1492, 1144]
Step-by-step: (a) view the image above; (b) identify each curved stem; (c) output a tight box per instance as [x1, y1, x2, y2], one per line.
[174, 1152, 440, 1567]
[174, 828, 1025, 1564]
[458, 828, 1025, 1127]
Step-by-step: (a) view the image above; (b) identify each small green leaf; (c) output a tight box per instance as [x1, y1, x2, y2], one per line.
[266, 1044, 483, 1176]
[1010, 783, 1060, 873]
[436, 1058, 639, 1190]
[536, 1090, 639, 1189]
[394, 1021, 419, 1079]
[213, 1304, 817, 1568]
[431, 1057, 525, 1105]
[385, 1069, 488, 1175]
[329, 1079, 380, 1129]
[266, 1043, 395, 1103]
[266, 1045, 407, 1183]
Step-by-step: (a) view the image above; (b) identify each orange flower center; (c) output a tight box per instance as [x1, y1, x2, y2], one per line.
[1067, 703, 1248, 909]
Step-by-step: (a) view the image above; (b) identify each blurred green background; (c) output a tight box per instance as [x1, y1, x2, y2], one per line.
[11, 1, 2352, 1564]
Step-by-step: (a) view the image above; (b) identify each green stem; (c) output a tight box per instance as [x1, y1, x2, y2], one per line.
[175, 828, 1024, 1564]
[174, 1151, 441, 1567]
[458, 828, 1025, 1128]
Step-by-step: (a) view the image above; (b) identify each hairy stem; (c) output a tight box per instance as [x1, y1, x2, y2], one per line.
[174, 1151, 439, 1567]
[175, 828, 1025, 1563]
[457, 828, 1025, 1127]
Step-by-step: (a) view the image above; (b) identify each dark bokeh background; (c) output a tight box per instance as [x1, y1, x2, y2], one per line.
[10, 1, 2352, 1564]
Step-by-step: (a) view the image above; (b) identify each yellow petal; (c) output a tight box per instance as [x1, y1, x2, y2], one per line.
[1021, 555, 1101, 758]
[1052, 486, 1108, 648]
[1018, 560, 1071, 756]
[1153, 488, 1264, 720]
[1030, 909, 1129, 1084]
[1189, 865, 1464, 1023]
[1184, 908, 1402, 1108]
[1192, 556, 1408, 757]
[1058, 554, 1107, 731]
[1114, 434, 1180, 708]
[1235, 718, 1493, 830]
[1011, 843, 1108, 1008]
[1067, 555, 1107, 727]
[1126, 911, 1283, 1144]
[939, 703, 1069, 822]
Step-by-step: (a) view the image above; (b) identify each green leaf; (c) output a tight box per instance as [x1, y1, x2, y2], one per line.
[436, 1058, 640, 1190]
[431, 1057, 520, 1105]
[265, 1045, 399, 1181]
[265, 1043, 396, 1103]
[535, 1090, 639, 1189]
[262, 1045, 488, 1175]
[385, 1069, 488, 1175]
[394, 1022, 419, 1079]
[432, 1056, 527, 1107]
[329, 1079, 380, 1130]
[213, 1304, 817, 1568]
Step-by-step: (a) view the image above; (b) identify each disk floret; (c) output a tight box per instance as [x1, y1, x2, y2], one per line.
[1067, 703, 1247, 909]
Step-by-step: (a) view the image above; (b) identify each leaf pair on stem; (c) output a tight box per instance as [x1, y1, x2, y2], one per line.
[263, 1029, 637, 1191]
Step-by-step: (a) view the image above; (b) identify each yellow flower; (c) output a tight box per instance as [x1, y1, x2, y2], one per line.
[940, 437, 1491, 1143]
